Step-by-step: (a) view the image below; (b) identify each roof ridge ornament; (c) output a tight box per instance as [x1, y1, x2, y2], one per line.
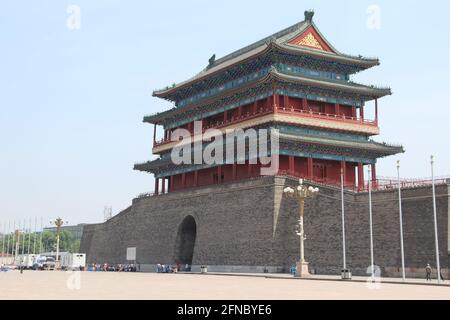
[304, 10, 314, 23]
[207, 54, 216, 69]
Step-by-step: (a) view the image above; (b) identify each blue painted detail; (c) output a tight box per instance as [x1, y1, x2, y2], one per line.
[278, 149, 375, 164]
[276, 88, 362, 107]
[166, 91, 272, 129]
[177, 63, 356, 109]
[277, 63, 348, 82]
[274, 124, 368, 142]
[178, 67, 271, 108]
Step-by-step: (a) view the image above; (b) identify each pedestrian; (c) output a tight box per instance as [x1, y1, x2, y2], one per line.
[425, 264, 432, 281]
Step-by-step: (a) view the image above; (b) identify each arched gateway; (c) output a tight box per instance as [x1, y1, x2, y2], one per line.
[174, 216, 197, 265]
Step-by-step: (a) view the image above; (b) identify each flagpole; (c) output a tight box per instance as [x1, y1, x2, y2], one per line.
[397, 161, 406, 281]
[368, 166, 375, 278]
[11, 220, 16, 260]
[22, 219, 26, 256]
[6, 221, 11, 265]
[39, 217, 43, 254]
[431, 155, 441, 284]
[33, 217, 37, 254]
[1, 222, 4, 265]
[340, 168, 348, 277]
[27, 218, 32, 255]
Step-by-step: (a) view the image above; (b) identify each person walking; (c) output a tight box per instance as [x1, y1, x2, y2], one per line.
[425, 264, 432, 281]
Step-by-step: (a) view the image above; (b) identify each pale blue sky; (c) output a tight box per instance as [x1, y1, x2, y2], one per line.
[1, 0, 449, 227]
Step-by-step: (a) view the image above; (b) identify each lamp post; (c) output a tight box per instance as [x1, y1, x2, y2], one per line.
[397, 161, 406, 281]
[430, 156, 441, 284]
[50, 217, 68, 269]
[284, 179, 319, 277]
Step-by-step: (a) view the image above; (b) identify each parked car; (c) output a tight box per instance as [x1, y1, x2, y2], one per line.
[32, 255, 56, 270]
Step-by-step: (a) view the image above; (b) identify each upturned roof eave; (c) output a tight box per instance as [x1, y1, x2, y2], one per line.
[153, 19, 381, 100]
[152, 45, 380, 99]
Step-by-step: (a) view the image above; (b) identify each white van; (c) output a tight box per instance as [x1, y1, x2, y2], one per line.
[14, 254, 38, 269]
[61, 253, 86, 270]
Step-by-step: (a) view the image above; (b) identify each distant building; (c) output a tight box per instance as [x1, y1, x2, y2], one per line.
[44, 224, 86, 241]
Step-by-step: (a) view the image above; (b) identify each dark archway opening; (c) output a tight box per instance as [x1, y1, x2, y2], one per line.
[174, 216, 197, 265]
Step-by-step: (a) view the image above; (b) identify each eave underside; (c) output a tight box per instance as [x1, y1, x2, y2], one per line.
[145, 71, 390, 127]
[135, 136, 403, 177]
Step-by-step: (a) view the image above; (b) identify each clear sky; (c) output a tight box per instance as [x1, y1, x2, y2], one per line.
[1, 0, 450, 227]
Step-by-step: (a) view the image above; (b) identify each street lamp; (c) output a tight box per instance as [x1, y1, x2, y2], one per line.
[50, 217, 68, 269]
[284, 179, 319, 277]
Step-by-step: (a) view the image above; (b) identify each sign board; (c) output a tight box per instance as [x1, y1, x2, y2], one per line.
[126, 247, 136, 261]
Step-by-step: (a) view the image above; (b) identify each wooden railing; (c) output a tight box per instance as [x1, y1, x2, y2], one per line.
[277, 107, 377, 126]
[153, 105, 377, 148]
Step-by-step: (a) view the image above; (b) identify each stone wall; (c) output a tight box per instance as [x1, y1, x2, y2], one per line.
[80, 176, 449, 277]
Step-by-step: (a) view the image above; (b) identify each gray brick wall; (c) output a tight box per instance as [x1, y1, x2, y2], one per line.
[80, 176, 449, 277]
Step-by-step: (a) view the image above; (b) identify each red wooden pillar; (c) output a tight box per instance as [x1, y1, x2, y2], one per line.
[275, 94, 280, 110]
[302, 98, 308, 111]
[194, 171, 199, 187]
[273, 95, 278, 113]
[154, 178, 159, 195]
[181, 173, 186, 188]
[352, 106, 357, 119]
[289, 156, 295, 175]
[266, 96, 272, 111]
[247, 161, 252, 177]
[375, 98, 379, 125]
[371, 164, 377, 189]
[340, 161, 347, 186]
[307, 157, 313, 179]
[335, 103, 340, 116]
[358, 163, 364, 191]
[217, 166, 222, 184]
[161, 178, 166, 194]
[232, 163, 237, 180]
[168, 176, 172, 192]
[285, 95, 290, 110]
[238, 106, 242, 118]
[188, 122, 193, 134]
[360, 106, 365, 121]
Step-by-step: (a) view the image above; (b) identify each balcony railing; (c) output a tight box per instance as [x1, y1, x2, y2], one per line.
[136, 173, 450, 200]
[154, 105, 377, 148]
[277, 107, 377, 126]
[279, 170, 450, 193]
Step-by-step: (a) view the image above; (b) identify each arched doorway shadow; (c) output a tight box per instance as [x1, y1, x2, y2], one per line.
[174, 215, 197, 265]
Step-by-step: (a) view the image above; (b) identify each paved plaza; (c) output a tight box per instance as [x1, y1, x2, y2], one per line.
[1, 271, 449, 300]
